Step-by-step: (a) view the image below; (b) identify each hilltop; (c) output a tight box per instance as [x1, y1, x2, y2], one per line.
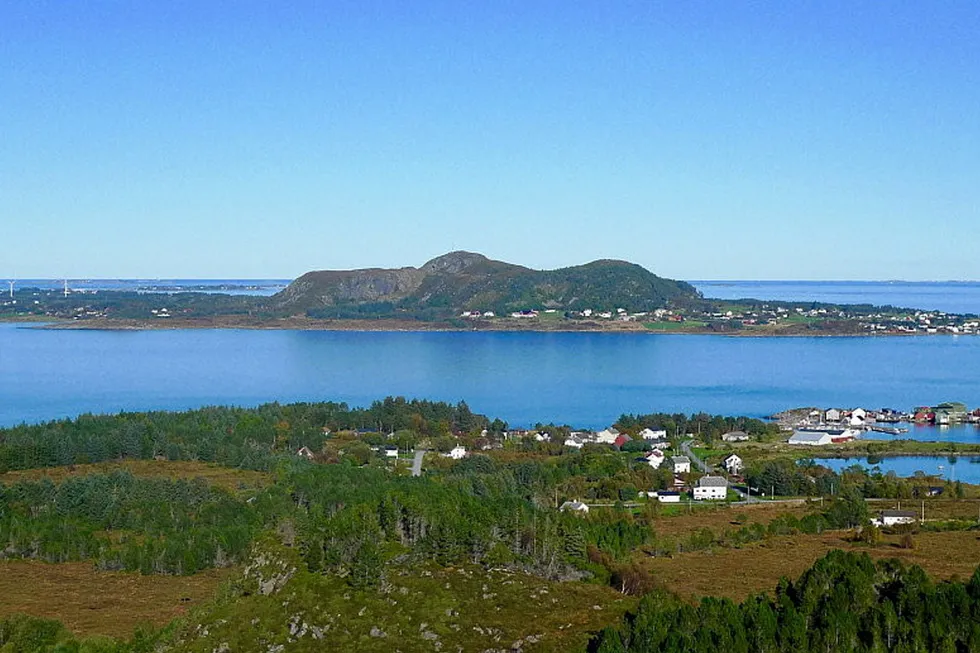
[270, 251, 700, 318]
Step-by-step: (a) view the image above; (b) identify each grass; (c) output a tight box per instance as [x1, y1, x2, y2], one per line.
[643, 321, 707, 332]
[0, 561, 234, 638]
[642, 529, 980, 603]
[0, 460, 271, 492]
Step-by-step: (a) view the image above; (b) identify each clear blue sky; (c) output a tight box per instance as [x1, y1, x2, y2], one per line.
[2, 2, 978, 280]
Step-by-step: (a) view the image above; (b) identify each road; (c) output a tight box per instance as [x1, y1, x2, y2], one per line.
[411, 449, 426, 477]
[679, 439, 711, 473]
[679, 439, 761, 503]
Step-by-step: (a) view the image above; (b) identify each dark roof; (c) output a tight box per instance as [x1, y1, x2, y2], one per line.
[697, 475, 728, 487]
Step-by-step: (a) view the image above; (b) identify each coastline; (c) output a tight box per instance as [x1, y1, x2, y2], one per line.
[3, 315, 936, 337]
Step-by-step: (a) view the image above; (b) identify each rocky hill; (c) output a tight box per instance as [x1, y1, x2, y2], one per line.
[270, 251, 699, 318]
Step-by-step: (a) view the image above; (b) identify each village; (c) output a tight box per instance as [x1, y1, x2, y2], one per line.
[291, 400, 980, 536]
[457, 302, 980, 336]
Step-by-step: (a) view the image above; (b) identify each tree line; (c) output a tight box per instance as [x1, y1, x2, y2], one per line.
[592, 549, 980, 652]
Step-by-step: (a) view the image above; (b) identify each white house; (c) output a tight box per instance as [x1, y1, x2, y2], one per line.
[721, 431, 750, 443]
[788, 431, 833, 446]
[872, 510, 917, 527]
[595, 427, 620, 444]
[563, 436, 585, 449]
[655, 491, 681, 503]
[849, 408, 868, 427]
[384, 447, 399, 459]
[723, 453, 742, 475]
[639, 428, 668, 441]
[672, 456, 691, 474]
[560, 500, 590, 514]
[693, 475, 728, 501]
[825, 408, 842, 422]
[534, 431, 551, 442]
[296, 446, 315, 460]
[445, 445, 467, 460]
[644, 449, 666, 469]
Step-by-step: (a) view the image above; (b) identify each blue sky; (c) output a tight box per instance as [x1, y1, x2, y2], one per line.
[2, 2, 978, 280]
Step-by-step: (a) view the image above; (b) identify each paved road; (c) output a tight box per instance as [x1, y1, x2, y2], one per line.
[411, 449, 426, 477]
[680, 439, 763, 503]
[679, 439, 711, 473]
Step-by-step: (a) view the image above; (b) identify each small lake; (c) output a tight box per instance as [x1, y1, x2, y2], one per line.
[816, 456, 980, 484]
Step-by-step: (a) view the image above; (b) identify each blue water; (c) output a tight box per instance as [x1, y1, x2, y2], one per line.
[693, 280, 980, 315]
[818, 456, 980, 484]
[3, 323, 980, 437]
[9, 279, 290, 296]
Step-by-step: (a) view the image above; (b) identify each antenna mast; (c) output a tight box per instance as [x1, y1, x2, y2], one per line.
[64, 279, 69, 297]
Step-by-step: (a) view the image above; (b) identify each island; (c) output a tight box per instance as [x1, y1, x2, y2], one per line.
[3, 251, 978, 335]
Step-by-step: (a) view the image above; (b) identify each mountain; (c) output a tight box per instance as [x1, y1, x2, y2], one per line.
[270, 251, 700, 318]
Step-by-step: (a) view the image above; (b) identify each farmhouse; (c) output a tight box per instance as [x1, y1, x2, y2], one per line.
[445, 445, 467, 460]
[560, 500, 589, 514]
[872, 510, 917, 527]
[639, 428, 668, 441]
[672, 456, 691, 474]
[563, 435, 585, 449]
[693, 475, 728, 501]
[296, 446, 315, 460]
[721, 430, 750, 443]
[655, 491, 681, 503]
[723, 453, 742, 475]
[595, 427, 620, 444]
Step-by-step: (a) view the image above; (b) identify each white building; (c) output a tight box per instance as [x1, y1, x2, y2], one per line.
[384, 447, 399, 459]
[872, 510, 917, 527]
[655, 491, 681, 503]
[644, 449, 666, 469]
[639, 428, 668, 441]
[849, 408, 868, 426]
[445, 445, 467, 460]
[788, 431, 833, 446]
[296, 446, 315, 460]
[534, 431, 551, 442]
[560, 500, 590, 514]
[721, 431, 750, 443]
[693, 475, 728, 501]
[723, 453, 742, 475]
[563, 436, 585, 449]
[595, 427, 620, 444]
[672, 456, 691, 474]
[825, 408, 842, 422]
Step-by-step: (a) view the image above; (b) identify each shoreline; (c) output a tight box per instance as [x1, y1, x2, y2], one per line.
[1, 316, 946, 338]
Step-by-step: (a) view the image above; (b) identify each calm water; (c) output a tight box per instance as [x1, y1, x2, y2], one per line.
[11, 279, 289, 296]
[693, 280, 980, 315]
[3, 323, 980, 436]
[818, 456, 980, 484]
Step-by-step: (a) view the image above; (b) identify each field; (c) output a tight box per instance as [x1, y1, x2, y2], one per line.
[0, 460, 271, 492]
[644, 529, 980, 603]
[0, 561, 234, 638]
[651, 501, 813, 538]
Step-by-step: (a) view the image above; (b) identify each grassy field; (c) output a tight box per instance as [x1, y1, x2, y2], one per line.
[0, 460, 271, 492]
[0, 561, 234, 638]
[650, 501, 814, 537]
[643, 529, 980, 603]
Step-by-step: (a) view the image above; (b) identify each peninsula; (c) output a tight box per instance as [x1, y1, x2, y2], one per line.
[4, 252, 978, 335]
